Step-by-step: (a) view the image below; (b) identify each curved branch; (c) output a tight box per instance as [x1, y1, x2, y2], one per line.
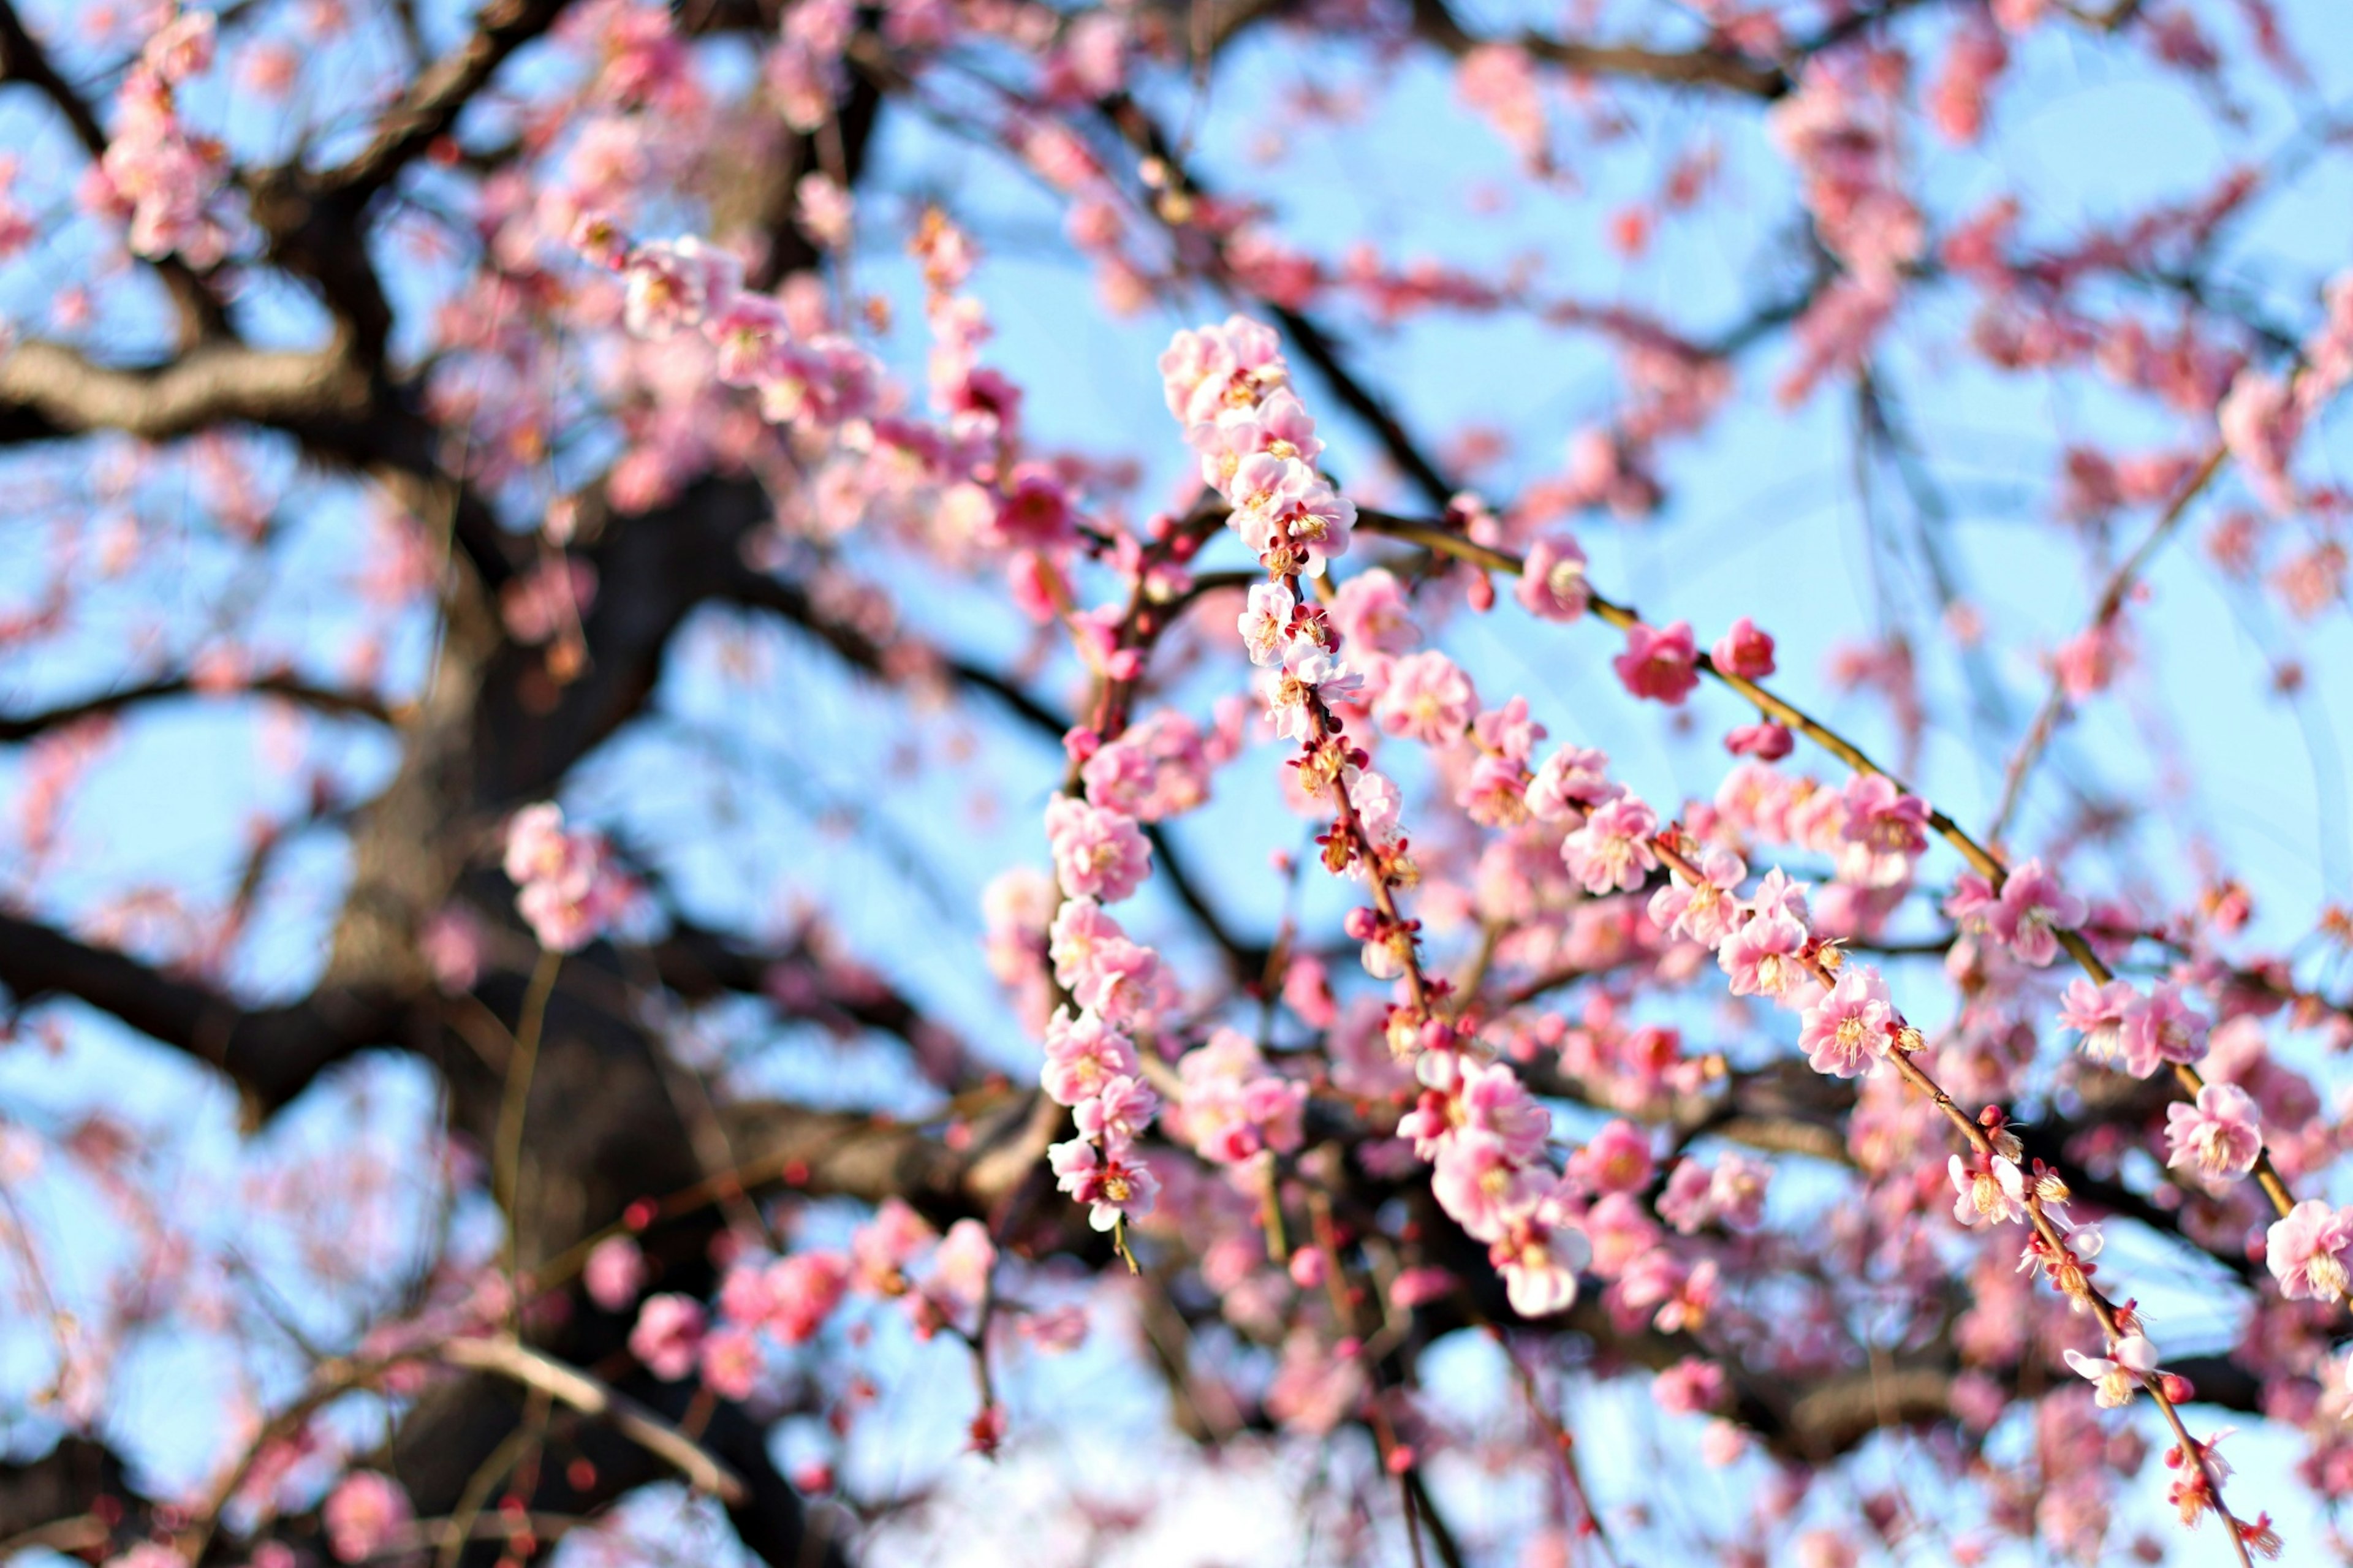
[0, 673, 392, 743]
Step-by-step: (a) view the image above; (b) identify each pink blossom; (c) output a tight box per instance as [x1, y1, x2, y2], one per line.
[585, 1235, 646, 1310]
[1653, 1357, 1727, 1415]
[1724, 721, 1795, 760]
[923, 1219, 996, 1326]
[1174, 1029, 1305, 1164]
[1490, 1211, 1591, 1317]
[1567, 1119, 1653, 1194]
[1718, 909, 1812, 1003]
[1526, 745, 1620, 822]
[2062, 1333, 2158, 1409]
[1989, 858, 2086, 966]
[629, 1292, 707, 1379]
[1238, 580, 1297, 666]
[502, 801, 632, 951]
[1560, 794, 1659, 895]
[1798, 965, 1895, 1078]
[1044, 795, 1152, 903]
[1047, 1137, 1159, 1230]
[1710, 617, 1776, 679]
[1074, 1074, 1162, 1151]
[323, 1471, 412, 1564]
[1838, 775, 1928, 887]
[1612, 621, 1700, 704]
[2117, 983, 2207, 1078]
[853, 1199, 934, 1293]
[700, 1327, 765, 1399]
[623, 237, 741, 338]
[1041, 1007, 1143, 1106]
[2165, 1082, 2263, 1188]
[2057, 978, 2140, 1062]
[1431, 1133, 1544, 1240]
[766, 1251, 849, 1343]
[1517, 534, 1591, 621]
[1648, 844, 1746, 948]
[1376, 650, 1478, 745]
[2266, 1200, 2353, 1301]
[1949, 1154, 2027, 1228]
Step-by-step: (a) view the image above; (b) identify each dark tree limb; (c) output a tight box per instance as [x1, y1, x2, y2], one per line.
[0, 673, 392, 743]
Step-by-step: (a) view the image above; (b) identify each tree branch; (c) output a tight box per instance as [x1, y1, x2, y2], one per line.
[0, 673, 392, 743]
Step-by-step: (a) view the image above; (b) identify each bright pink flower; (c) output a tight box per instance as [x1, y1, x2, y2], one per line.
[1375, 650, 1478, 745]
[1044, 795, 1152, 903]
[1710, 617, 1776, 679]
[1517, 534, 1591, 621]
[323, 1472, 412, 1564]
[629, 1292, 707, 1380]
[1799, 965, 1895, 1078]
[1560, 794, 1659, 895]
[1724, 720, 1795, 760]
[2265, 1200, 2353, 1301]
[1175, 1029, 1304, 1164]
[1989, 858, 2086, 966]
[2164, 1083, 2262, 1188]
[1612, 620, 1700, 704]
[1330, 567, 1419, 655]
[585, 1235, 647, 1310]
[1047, 1137, 1159, 1230]
[1041, 1007, 1143, 1106]
[992, 463, 1077, 549]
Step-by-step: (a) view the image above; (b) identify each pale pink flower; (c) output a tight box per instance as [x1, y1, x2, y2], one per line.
[1648, 844, 1746, 948]
[1949, 1154, 2027, 1227]
[1567, 1119, 1653, 1194]
[1490, 1212, 1590, 1317]
[2063, 1335, 2156, 1406]
[1560, 794, 1659, 895]
[584, 1235, 646, 1310]
[1376, 650, 1478, 745]
[2117, 983, 2207, 1078]
[1525, 745, 1620, 822]
[1073, 1074, 1161, 1150]
[2057, 977, 2139, 1062]
[323, 1471, 412, 1564]
[852, 1199, 934, 1293]
[1431, 1133, 1544, 1240]
[1517, 534, 1590, 621]
[1047, 1137, 1159, 1230]
[1798, 965, 1895, 1078]
[2266, 1200, 2353, 1301]
[1041, 1007, 1143, 1106]
[1989, 858, 2085, 966]
[1718, 909, 1811, 1002]
[1710, 617, 1776, 679]
[629, 1293, 707, 1379]
[2164, 1082, 2262, 1187]
[925, 1219, 996, 1324]
[623, 236, 741, 338]
[1330, 567, 1419, 654]
[1838, 775, 1929, 887]
[1612, 620, 1700, 704]
[1044, 795, 1152, 903]
[1653, 1357, 1727, 1415]
[1238, 580, 1296, 666]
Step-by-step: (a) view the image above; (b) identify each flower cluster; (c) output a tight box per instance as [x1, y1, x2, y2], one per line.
[501, 801, 634, 952]
[94, 10, 235, 265]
